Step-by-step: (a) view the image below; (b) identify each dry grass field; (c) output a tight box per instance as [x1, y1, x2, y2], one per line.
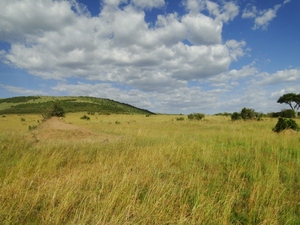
[0, 113, 300, 224]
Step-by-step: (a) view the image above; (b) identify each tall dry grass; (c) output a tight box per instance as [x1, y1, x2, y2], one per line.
[0, 113, 300, 224]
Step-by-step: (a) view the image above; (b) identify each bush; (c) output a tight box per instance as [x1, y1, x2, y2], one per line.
[240, 107, 256, 120]
[269, 109, 296, 118]
[215, 112, 231, 117]
[80, 115, 90, 120]
[273, 118, 299, 133]
[231, 112, 241, 121]
[28, 125, 38, 130]
[280, 109, 296, 118]
[231, 108, 261, 121]
[42, 101, 65, 119]
[188, 113, 205, 120]
[176, 117, 185, 121]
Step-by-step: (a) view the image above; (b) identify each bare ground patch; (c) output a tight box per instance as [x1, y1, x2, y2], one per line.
[28, 117, 117, 143]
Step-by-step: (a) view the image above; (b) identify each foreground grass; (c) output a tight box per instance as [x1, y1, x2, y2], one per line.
[0, 114, 300, 224]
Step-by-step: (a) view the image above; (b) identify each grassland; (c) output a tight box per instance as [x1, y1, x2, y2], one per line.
[0, 113, 300, 224]
[0, 96, 153, 115]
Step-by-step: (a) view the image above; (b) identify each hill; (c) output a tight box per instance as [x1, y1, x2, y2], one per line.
[0, 96, 154, 115]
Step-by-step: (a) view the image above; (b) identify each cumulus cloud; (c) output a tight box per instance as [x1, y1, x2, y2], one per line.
[242, 0, 290, 30]
[0, 0, 244, 93]
[0, 0, 261, 114]
[209, 65, 258, 85]
[256, 69, 300, 85]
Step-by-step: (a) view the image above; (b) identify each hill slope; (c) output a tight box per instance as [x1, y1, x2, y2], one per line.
[0, 96, 154, 115]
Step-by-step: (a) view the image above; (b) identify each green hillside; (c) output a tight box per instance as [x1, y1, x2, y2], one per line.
[0, 96, 154, 115]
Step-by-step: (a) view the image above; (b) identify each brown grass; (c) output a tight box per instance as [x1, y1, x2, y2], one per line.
[0, 113, 300, 224]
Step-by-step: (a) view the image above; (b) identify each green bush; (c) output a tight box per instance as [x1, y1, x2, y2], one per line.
[280, 109, 296, 118]
[269, 109, 296, 118]
[231, 108, 261, 121]
[80, 115, 90, 120]
[273, 118, 299, 133]
[240, 107, 256, 120]
[42, 101, 65, 119]
[188, 113, 205, 120]
[231, 112, 241, 121]
[176, 117, 185, 121]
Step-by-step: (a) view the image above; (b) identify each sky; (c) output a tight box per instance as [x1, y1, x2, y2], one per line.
[0, 0, 299, 114]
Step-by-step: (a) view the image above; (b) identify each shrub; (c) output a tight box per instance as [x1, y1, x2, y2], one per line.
[280, 109, 296, 118]
[176, 117, 185, 121]
[28, 125, 37, 130]
[188, 113, 205, 120]
[215, 112, 231, 117]
[80, 115, 90, 120]
[231, 108, 261, 121]
[269, 109, 296, 118]
[273, 118, 299, 133]
[240, 107, 256, 120]
[42, 101, 65, 119]
[231, 112, 241, 121]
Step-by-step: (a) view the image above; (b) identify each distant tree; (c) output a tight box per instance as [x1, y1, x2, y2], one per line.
[280, 109, 296, 118]
[277, 93, 300, 117]
[240, 107, 256, 120]
[231, 108, 261, 121]
[42, 101, 65, 119]
[231, 112, 241, 121]
[188, 113, 205, 120]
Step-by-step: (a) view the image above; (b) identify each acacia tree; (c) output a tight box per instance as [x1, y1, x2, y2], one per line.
[277, 93, 300, 117]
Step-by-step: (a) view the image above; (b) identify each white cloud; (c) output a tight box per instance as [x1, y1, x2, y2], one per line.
[0, 0, 76, 42]
[1, 0, 245, 92]
[182, 0, 206, 14]
[182, 13, 222, 45]
[182, 0, 239, 23]
[102, 0, 128, 8]
[241, 6, 257, 19]
[131, 0, 165, 10]
[206, 1, 239, 23]
[256, 69, 300, 85]
[210, 65, 258, 83]
[51, 82, 227, 113]
[253, 5, 281, 30]
[242, 1, 290, 30]
[0, 84, 46, 95]
[2, 0, 273, 114]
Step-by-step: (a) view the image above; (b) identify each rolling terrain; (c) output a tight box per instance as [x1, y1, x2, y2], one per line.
[0, 96, 153, 115]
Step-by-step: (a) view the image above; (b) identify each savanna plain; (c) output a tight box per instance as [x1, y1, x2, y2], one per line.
[0, 113, 300, 224]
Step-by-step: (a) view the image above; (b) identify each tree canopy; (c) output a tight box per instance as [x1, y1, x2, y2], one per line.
[277, 93, 300, 117]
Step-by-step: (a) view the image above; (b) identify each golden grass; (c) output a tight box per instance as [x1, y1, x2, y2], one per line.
[0, 113, 300, 224]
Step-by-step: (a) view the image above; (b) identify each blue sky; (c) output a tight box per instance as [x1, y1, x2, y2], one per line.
[0, 0, 299, 114]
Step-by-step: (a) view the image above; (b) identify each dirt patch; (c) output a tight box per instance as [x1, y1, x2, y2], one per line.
[29, 117, 115, 143]
[280, 129, 298, 135]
